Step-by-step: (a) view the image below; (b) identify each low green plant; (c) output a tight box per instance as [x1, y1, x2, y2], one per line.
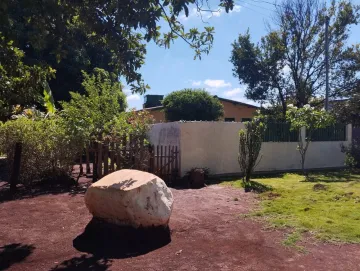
[341, 139, 360, 169]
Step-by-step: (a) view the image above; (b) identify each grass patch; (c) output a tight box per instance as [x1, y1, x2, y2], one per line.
[222, 171, 360, 243]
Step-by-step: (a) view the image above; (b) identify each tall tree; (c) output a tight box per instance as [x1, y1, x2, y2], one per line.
[230, 0, 360, 117]
[0, 0, 236, 103]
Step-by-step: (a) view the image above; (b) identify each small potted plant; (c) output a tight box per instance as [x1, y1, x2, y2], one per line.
[187, 167, 210, 189]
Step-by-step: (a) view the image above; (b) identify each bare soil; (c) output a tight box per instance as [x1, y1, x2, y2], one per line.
[0, 176, 360, 271]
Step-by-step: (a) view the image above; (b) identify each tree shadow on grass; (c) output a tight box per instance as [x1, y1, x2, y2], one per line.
[245, 181, 273, 193]
[73, 218, 171, 259]
[304, 171, 359, 183]
[50, 255, 112, 271]
[0, 243, 35, 271]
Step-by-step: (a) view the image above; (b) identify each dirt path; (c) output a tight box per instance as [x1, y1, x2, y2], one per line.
[0, 182, 360, 271]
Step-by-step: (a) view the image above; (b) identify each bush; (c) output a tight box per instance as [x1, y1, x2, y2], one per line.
[61, 68, 127, 143]
[0, 116, 82, 185]
[162, 89, 224, 121]
[341, 139, 360, 169]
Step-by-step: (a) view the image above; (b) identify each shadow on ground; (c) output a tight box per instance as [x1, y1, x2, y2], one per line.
[50, 255, 112, 271]
[0, 181, 89, 204]
[0, 243, 35, 271]
[73, 218, 171, 259]
[304, 171, 359, 183]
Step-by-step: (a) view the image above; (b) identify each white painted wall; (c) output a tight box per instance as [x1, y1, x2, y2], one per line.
[148, 122, 352, 176]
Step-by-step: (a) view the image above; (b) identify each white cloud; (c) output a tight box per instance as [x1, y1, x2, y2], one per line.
[224, 87, 243, 97]
[230, 5, 242, 13]
[123, 88, 132, 95]
[191, 80, 202, 86]
[126, 94, 141, 101]
[181, 4, 241, 21]
[207, 4, 241, 18]
[179, 7, 199, 21]
[204, 79, 231, 88]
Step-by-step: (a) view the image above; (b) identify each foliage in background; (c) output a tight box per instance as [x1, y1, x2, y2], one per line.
[162, 89, 224, 121]
[286, 104, 334, 175]
[230, 0, 360, 117]
[0, 116, 82, 185]
[0, 0, 236, 102]
[238, 114, 266, 189]
[341, 139, 360, 170]
[332, 89, 360, 127]
[61, 68, 127, 143]
[0, 34, 55, 120]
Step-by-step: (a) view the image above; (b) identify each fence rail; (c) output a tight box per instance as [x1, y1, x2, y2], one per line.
[263, 122, 298, 142]
[307, 124, 347, 142]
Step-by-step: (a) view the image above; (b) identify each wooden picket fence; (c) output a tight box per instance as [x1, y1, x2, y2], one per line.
[79, 141, 180, 185]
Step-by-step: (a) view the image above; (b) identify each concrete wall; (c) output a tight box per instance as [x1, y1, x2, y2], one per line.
[148, 122, 352, 176]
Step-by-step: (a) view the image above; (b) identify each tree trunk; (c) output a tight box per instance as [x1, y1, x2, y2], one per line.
[10, 142, 22, 193]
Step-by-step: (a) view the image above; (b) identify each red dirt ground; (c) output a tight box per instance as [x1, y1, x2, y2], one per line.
[1, 177, 360, 271]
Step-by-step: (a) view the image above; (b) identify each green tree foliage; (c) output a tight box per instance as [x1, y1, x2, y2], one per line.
[230, 0, 360, 117]
[238, 115, 266, 188]
[286, 104, 334, 175]
[0, 35, 55, 120]
[332, 86, 360, 126]
[61, 68, 127, 142]
[0, 0, 236, 102]
[162, 89, 224, 121]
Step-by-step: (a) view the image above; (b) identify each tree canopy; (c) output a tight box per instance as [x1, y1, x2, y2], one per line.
[230, 0, 360, 117]
[162, 89, 224, 121]
[0, 0, 236, 104]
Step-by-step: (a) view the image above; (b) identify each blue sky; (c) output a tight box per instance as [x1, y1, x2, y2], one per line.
[124, 0, 360, 110]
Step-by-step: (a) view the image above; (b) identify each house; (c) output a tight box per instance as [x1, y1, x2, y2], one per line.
[140, 94, 259, 123]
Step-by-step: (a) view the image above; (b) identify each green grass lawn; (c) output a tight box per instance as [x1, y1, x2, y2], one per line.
[221, 171, 360, 243]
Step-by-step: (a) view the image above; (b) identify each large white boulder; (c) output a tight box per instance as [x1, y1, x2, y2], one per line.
[84, 169, 173, 228]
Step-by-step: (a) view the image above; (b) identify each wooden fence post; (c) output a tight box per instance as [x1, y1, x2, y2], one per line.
[86, 146, 90, 175]
[92, 142, 98, 182]
[10, 142, 22, 193]
[97, 142, 103, 179]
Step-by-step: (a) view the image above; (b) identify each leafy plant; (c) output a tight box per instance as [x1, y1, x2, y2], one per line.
[0, 116, 82, 185]
[61, 68, 127, 144]
[0, 34, 55, 120]
[162, 89, 224, 121]
[341, 139, 360, 170]
[286, 104, 334, 175]
[238, 115, 266, 189]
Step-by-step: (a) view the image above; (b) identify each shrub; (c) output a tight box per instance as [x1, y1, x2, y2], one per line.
[61, 68, 127, 144]
[341, 139, 360, 169]
[238, 115, 266, 189]
[0, 116, 82, 185]
[162, 89, 224, 121]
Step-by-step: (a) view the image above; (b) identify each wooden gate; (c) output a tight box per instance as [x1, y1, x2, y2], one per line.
[150, 145, 180, 185]
[80, 143, 180, 185]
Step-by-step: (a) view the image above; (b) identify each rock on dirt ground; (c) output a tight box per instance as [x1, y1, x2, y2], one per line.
[0, 177, 360, 271]
[85, 169, 173, 228]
